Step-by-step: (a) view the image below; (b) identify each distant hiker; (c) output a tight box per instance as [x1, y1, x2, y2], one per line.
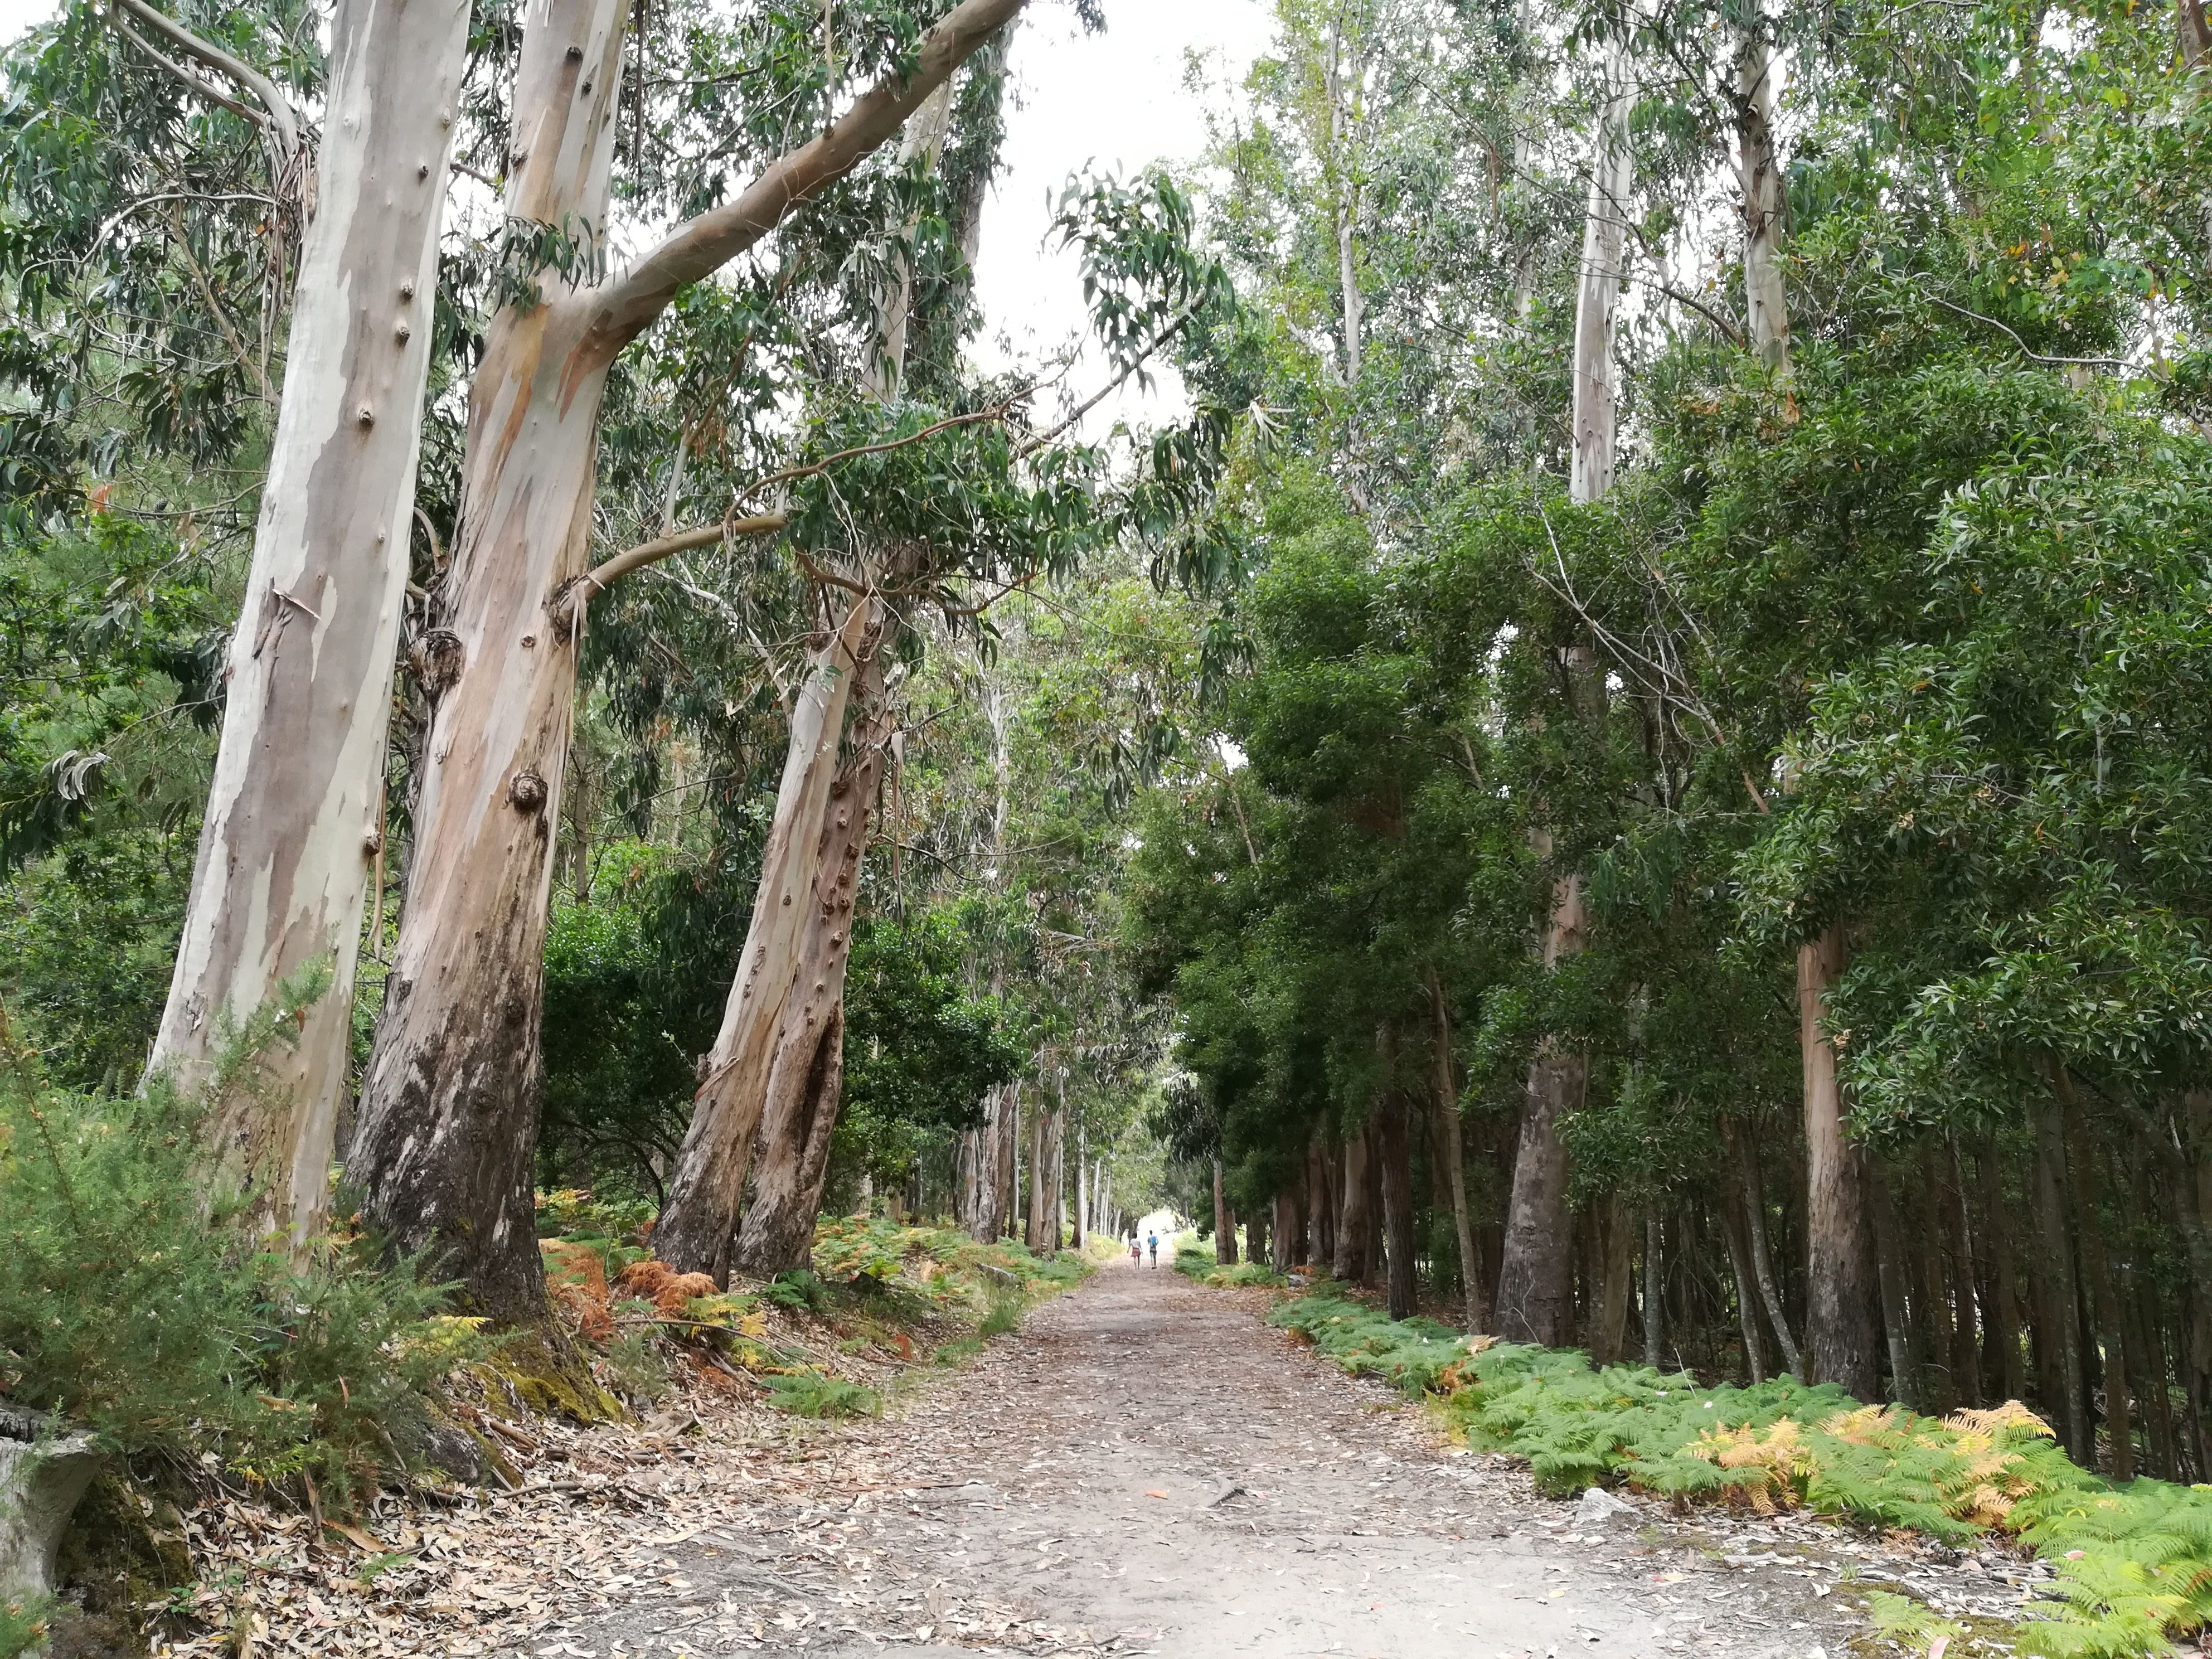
[1128, 1237, 1141, 1264]
[1147, 1230, 1159, 1268]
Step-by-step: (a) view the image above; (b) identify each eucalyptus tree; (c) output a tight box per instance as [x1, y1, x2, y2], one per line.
[349, 0, 1039, 1318]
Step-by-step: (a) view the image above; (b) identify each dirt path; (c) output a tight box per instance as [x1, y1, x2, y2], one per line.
[557, 1261, 1878, 1658]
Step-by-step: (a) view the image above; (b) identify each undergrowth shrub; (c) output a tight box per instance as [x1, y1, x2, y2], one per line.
[1173, 1243, 1286, 1288]
[1267, 1290, 2212, 1657]
[0, 995, 477, 1510]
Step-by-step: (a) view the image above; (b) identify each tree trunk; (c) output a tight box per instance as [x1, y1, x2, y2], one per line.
[1214, 1158, 1236, 1264]
[1981, 1140, 2027, 1401]
[1496, 870, 1586, 1348]
[1309, 1137, 1337, 1273]
[1074, 1120, 1087, 1251]
[638, 600, 878, 1278]
[1246, 1204, 1268, 1269]
[2031, 1088, 2090, 1461]
[347, 0, 1029, 1316]
[1643, 1210, 1665, 1368]
[1799, 923, 1880, 1399]
[1335, 1120, 1372, 1284]
[154, 0, 472, 1247]
[1869, 1162, 1920, 1409]
[728, 660, 894, 1278]
[1273, 1191, 1298, 1274]
[1594, 1197, 1631, 1364]
[1729, 1119, 1802, 1376]
[2063, 1088, 2131, 1478]
[1943, 1139, 1982, 1409]
[1429, 971, 1486, 1331]
[1374, 1027, 1417, 1321]
[1721, 1192, 1767, 1383]
[1569, 65, 1632, 502]
[1734, 21, 1789, 368]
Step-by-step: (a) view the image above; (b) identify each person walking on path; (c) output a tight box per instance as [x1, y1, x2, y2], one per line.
[1146, 1230, 1159, 1269]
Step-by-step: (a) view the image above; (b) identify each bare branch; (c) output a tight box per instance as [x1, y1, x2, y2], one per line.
[1016, 302, 1204, 457]
[107, 0, 301, 158]
[1908, 276, 2132, 371]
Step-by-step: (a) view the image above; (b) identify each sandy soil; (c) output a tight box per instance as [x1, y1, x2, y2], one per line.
[557, 1260, 1877, 1658]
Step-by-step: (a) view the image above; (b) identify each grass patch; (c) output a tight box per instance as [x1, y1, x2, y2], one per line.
[764, 1373, 881, 1419]
[1267, 1289, 2212, 1658]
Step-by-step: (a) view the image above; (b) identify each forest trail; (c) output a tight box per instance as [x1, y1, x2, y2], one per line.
[563, 1264, 1870, 1657]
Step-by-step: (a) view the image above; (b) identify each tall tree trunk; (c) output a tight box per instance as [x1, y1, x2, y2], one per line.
[348, 0, 1029, 1316]
[653, 603, 878, 1278]
[1569, 65, 1631, 502]
[1309, 1137, 1337, 1272]
[2063, 1087, 2131, 1477]
[1643, 1211, 1665, 1367]
[1595, 1197, 1631, 1363]
[1335, 1121, 1372, 1284]
[1869, 1163, 1920, 1409]
[1799, 922, 1880, 1398]
[1943, 1139, 1982, 1409]
[154, 0, 472, 1246]
[1429, 971, 1486, 1331]
[2031, 1087, 2090, 1461]
[1246, 1203, 1268, 1269]
[1734, 20, 1789, 369]
[1496, 866, 1586, 1347]
[1981, 1140, 2027, 1401]
[1374, 1027, 1416, 1321]
[1074, 1120, 1087, 1251]
[729, 658, 895, 1278]
[1728, 1119, 1802, 1376]
[1214, 1158, 1237, 1265]
[1721, 1194, 1768, 1383]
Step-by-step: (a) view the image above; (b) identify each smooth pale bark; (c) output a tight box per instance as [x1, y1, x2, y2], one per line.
[348, 0, 630, 1317]
[729, 646, 895, 1278]
[1734, 27, 1789, 368]
[350, 0, 1030, 1316]
[654, 603, 877, 1278]
[1568, 69, 1631, 502]
[1799, 922, 1880, 1399]
[1496, 860, 1587, 1348]
[1334, 1122, 1372, 1283]
[1429, 972, 1486, 1331]
[152, 0, 470, 1247]
[1073, 1120, 1086, 1250]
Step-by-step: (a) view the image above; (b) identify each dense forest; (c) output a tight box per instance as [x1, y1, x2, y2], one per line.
[8, 0, 2212, 1635]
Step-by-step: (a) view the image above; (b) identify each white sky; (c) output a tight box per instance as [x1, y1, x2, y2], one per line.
[972, 0, 1275, 427]
[0, 0, 1277, 430]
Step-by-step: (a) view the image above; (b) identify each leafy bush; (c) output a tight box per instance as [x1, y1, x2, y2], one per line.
[1267, 1290, 2212, 1657]
[1173, 1242, 1284, 1288]
[0, 1024, 473, 1508]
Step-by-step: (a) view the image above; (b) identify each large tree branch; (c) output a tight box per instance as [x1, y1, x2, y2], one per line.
[107, 0, 301, 158]
[549, 511, 791, 634]
[581, 0, 1029, 360]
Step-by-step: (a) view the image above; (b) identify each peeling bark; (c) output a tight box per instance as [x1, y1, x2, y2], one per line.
[152, 0, 470, 1248]
[1496, 861, 1587, 1348]
[347, 0, 1029, 1316]
[1734, 25, 1789, 369]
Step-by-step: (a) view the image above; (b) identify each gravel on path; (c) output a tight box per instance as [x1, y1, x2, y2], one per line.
[561, 1259, 1890, 1658]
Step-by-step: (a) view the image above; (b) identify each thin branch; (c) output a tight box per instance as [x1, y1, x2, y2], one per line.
[166, 204, 272, 401]
[1016, 302, 1204, 456]
[107, 0, 300, 158]
[1909, 276, 2131, 370]
[552, 511, 790, 636]
[728, 401, 1026, 517]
